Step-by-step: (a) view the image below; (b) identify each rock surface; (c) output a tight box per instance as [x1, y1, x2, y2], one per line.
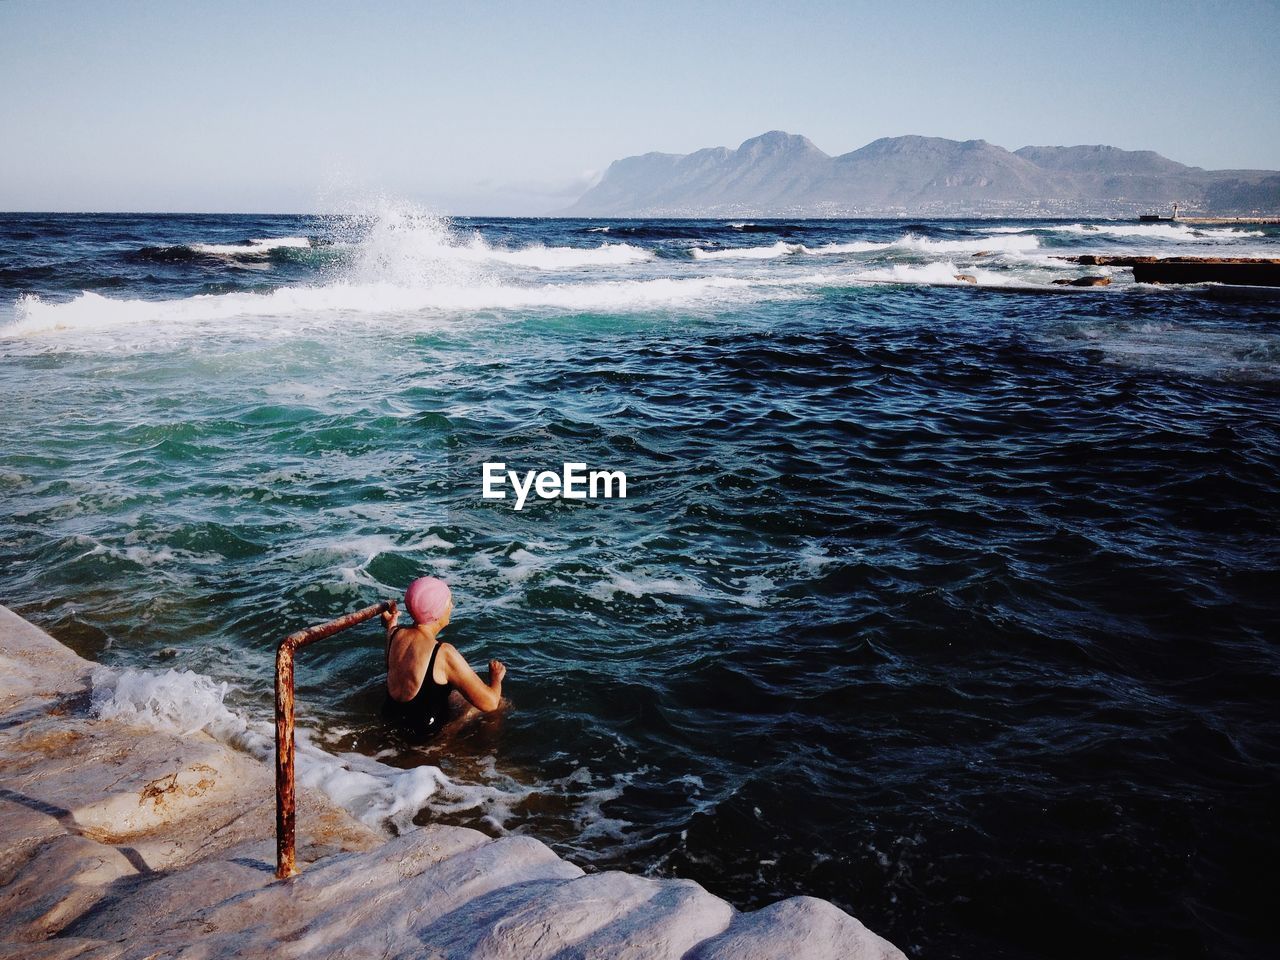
[1060, 255, 1280, 266]
[0, 606, 907, 959]
[1051, 276, 1112, 287]
[1057, 255, 1280, 287]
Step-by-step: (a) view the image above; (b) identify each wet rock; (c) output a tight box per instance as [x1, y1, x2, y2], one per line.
[1055, 254, 1280, 286]
[953, 274, 977, 283]
[1052, 276, 1112, 287]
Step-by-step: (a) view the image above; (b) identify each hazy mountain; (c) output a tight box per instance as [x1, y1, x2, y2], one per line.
[565, 132, 1279, 217]
[823, 136, 1053, 207]
[1013, 144, 1192, 177]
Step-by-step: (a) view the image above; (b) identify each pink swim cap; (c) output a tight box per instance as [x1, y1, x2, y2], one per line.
[405, 576, 452, 625]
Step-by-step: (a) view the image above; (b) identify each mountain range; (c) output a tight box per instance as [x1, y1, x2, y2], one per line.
[564, 131, 1280, 218]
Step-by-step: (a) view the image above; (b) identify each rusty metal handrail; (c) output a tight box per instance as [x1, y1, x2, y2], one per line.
[275, 599, 396, 879]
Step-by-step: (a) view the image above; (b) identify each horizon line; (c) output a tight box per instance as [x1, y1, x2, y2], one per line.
[0, 210, 1187, 221]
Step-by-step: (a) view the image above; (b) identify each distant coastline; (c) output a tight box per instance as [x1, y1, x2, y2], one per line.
[564, 131, 1280, 219]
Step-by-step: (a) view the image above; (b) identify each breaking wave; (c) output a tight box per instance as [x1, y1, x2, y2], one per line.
[852, 261, 1013, 286]
[129, 237, 317, 264]
[987, 222, 1265, 241]
[690, 232, 1039, 261]
[896, 233, 1040, 253]
[4, 206, 1274, 346]
[342, 208, 651, 278]
[191, 237, 314, 255]
[691, 241, 808, 260]
[133, 217, 650, 273]
[7, 276, 803, 337]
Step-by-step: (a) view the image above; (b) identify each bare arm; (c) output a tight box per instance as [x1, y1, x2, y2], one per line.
[380, 606, 400, 655]
[441, 644, 506, 712]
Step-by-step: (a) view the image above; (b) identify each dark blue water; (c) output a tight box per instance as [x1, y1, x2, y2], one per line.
[2, 212, 1278, 958]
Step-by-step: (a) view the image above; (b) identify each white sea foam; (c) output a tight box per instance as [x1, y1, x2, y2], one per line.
[988, 222, 1265, 241]
[345, 208, 650, 278]
[895, 233, 1041, 253]
[733, 574, 775, 609]
[587, 566, 779, 608]
[479, 242, 653, 269]
[1052, 223, 1221, 240]
[5, 273, 817, 338]
[499, 548, 544, 584]
[70, 533, 225, 571]
[589, 570, 706, 601]
[807, 240, 895, 255]
[810, 234, 1037, 255]
[691, 239, 892, 259]
[467, 547, 559, 598]
[310, 532, 455, 561]
[92, 665, 232, 736]
[797, 541, 837, 573]
[691, 241, 806, 260]
[853, 261, 1012, 286]
[87, 664, 533, 836]
[190, 237, 313, 255]
[690, 233, 1038, 261]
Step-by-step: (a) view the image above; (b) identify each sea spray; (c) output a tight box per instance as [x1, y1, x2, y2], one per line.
[91, 665, 230, 736]
[338, 204, 651, 282]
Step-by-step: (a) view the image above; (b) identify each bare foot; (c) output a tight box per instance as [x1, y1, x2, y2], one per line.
[489, 659, 507, 685]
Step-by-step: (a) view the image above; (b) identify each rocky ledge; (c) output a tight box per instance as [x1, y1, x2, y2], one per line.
[0, 606, 906, 960]
[1056, 255, 1280, 287]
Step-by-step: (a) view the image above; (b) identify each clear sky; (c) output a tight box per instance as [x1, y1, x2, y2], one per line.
[2, 0, 1277, 214]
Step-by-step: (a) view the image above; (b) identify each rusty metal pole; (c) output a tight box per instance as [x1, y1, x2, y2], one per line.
[275, 598, 396, 879]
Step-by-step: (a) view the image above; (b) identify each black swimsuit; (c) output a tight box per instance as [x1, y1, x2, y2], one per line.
[384, 629, 452, 738]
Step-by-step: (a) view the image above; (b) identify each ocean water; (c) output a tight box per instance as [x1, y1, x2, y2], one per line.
[2, 210, 1278, 959]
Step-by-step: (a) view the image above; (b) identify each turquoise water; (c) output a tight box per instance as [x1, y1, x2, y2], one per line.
[3, 211, 1279, 958]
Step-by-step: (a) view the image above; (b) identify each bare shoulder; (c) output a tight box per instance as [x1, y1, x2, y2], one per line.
[435, 642, 469, 683]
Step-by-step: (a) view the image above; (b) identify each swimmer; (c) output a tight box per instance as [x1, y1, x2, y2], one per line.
[382, 576, 506, 737]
